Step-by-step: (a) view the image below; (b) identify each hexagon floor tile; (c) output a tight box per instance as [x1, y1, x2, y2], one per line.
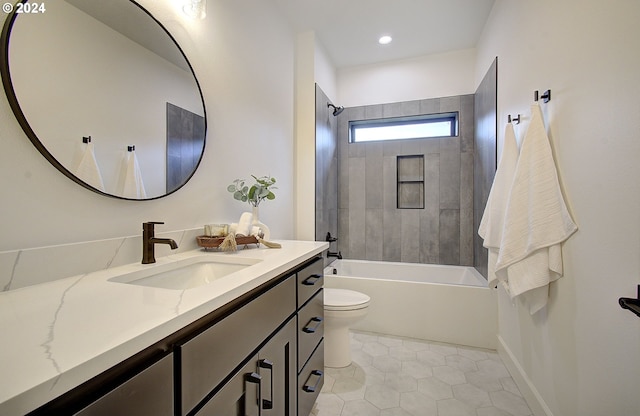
[311, 331, 532, 416]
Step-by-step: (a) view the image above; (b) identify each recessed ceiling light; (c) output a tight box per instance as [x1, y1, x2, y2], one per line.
[378, 35, 392, 45]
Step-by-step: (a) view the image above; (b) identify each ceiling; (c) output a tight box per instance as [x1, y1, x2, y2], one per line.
[272, 0, 496, 69]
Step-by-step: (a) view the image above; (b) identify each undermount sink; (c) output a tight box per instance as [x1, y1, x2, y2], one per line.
[109, 256, 262, 290]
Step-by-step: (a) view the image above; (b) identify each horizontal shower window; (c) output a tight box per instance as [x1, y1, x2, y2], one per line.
[349, 112, 458, 143]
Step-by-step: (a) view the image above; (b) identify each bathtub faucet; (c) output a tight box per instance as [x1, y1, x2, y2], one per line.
[327, 250, 342, 259]
[325, 232, 338, 242]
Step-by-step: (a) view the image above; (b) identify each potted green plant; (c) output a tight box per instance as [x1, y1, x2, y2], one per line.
[227, 175, 277, 238]
[227, 175, 276, 207]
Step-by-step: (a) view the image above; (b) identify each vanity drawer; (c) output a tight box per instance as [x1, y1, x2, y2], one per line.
[296, 257, 324, 307]
[179, 276, 295, 416]
[297, 289, 323, 369]
[297, 340, 324, 416]
[75, 354, 173, 416]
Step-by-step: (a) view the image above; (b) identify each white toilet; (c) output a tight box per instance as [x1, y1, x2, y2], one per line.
[323, 288, 371, 368]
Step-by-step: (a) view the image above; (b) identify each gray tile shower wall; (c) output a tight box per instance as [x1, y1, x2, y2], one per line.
[315, 84, 339, 256]
[337, 95, 475, 266]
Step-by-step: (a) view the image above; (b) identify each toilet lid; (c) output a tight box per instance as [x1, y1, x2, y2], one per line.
[324, 288, 370, 311]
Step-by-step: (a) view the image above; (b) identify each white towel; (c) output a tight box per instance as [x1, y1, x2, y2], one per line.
[74, 142, 105, 192]
[495, 104, 578, 314]
[478, 122, 519, 289]
[228, 223, 262, 238]
[122, 151, 146, 199]
[236, 212, 253, 236]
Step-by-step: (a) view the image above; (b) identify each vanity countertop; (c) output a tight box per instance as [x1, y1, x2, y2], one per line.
[0, 240, 328, 415]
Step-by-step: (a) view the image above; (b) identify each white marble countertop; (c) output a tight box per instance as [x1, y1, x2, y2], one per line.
[0, 240, 328, 415]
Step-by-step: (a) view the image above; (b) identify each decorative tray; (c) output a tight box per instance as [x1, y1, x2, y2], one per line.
[196, 235, 260, 249]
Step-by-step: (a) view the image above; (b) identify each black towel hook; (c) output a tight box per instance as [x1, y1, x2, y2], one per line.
[82, 136, 91, 143]
[127, 145, 135, 152]
[619, 285, 640, 318]
[508, 114, 521, 124]
[534, 90, 551, 103]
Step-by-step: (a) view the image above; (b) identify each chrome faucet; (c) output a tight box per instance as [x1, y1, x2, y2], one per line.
[142, 222, 178, 264]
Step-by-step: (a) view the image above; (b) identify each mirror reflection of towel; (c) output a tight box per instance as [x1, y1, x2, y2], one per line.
[74, 142, 105, 192]
[122, 151, 146, 199]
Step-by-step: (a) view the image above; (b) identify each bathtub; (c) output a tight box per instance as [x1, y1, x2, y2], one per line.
[324, 259, 497, 349]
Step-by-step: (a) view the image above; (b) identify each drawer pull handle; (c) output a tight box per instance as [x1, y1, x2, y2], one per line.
[302, 369, 323, 393]
[302, 274, 322, 286]
[258, 359, 274, 410]
[244, 372, 262, 416]
[302, 317, 323, 333]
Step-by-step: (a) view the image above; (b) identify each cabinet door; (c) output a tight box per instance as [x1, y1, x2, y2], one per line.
[258, 318, 297, 416]
[195, 355, 261, 416]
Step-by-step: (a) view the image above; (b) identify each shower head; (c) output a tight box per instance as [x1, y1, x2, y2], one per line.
[327, 103, 344, 116]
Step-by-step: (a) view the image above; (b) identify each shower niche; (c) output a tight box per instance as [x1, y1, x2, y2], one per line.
[396, 155, 425, 209]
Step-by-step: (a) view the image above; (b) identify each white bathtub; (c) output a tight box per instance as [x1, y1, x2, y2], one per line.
[324, 259, 497, 349]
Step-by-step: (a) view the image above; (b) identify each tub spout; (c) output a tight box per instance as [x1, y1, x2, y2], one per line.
[327, 250, 342, 259]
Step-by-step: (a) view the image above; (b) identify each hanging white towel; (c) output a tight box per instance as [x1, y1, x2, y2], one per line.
[495, 104, 577, 314]
[74, 142, 105, 192]
[478, 122, 519, 289]
[122, 151, 146, 199]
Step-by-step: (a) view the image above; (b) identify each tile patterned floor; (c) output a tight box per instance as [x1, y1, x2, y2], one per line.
[312, 331, 532, 416]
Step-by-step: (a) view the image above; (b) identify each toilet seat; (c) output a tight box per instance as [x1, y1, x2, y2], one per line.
[324, 288, 370, 311]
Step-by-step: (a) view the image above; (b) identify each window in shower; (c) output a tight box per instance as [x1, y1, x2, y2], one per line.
[397, 155, 424, 209]
[349, 112, 458, 143]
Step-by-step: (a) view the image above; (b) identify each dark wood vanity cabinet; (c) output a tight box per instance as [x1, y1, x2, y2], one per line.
[187, 256, 326, 416]
[295, 258, 325, 416]
[32, 255, 325, 416]
[180, 275, 297, 415]
[193, 319, 297, 416]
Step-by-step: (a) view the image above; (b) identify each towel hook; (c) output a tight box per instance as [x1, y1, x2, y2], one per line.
[127, 145, 135, 152]
[82, 136, 91, 143]
[619, 285, 640, 318]
[508, 114, 521, 124]
[534, 90, 551, 103]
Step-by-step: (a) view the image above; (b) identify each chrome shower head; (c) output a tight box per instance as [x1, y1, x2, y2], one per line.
[327, 102, 344, 116]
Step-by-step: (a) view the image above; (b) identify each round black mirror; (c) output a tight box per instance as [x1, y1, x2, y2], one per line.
[1, 0, 206, 200]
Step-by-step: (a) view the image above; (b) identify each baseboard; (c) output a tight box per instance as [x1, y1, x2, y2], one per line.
[497, 335, 554, 416]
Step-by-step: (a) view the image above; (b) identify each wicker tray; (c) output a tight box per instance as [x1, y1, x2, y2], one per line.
[196, 235, 260, 250]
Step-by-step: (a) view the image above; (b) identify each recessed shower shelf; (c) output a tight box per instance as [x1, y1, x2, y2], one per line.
[619, 285, 640, 318]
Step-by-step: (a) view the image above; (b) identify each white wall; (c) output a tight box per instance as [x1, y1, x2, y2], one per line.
[476, 1, 640, 415]
[338, 48, 477, 107]
[294, 31, 316, 240]
[294, 32, 337, 240]
[0, 0, 296, 252]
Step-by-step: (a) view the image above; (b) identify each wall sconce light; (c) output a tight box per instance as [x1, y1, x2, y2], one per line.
[183, 0, 206, 19]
